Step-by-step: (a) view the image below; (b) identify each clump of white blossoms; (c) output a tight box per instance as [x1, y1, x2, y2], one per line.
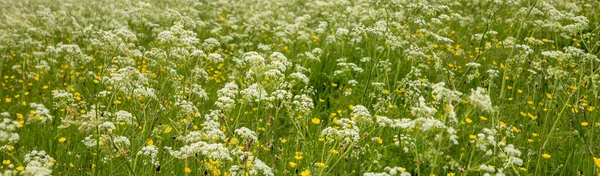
[215, 82, 239, 111]
[364, 166, 411, 176]
[51, 90, 75, 109]
[468, 87, 494, 112]
[321, 118, 360, 143]
[351, 105, 372, 123]
[114, 110, 136, 125]
[164, 109, 231, 161]
[234, 127, 258, 141]
[410, 97, 437, 118]
[21, 150, 56, 176]
[0, 117, 20, 148]
[228, 156, 274, 176]
[137, 145, 160, 167]
[29, 103, 52, 123]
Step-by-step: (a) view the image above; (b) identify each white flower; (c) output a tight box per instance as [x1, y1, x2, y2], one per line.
[137, 145, 160, 167]
[468, 87, 494, 112]
[351, 105, 372, 123]
[29, 103, 52, 123]
[234, 127, 258, 141]
[410, 97, 437, 118]
[115, 110, 135, 125]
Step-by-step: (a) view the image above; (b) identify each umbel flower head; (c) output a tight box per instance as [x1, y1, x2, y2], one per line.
[468, 87, 494, 112]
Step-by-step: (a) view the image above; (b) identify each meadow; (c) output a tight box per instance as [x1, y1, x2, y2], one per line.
[1, 0, 600, 175]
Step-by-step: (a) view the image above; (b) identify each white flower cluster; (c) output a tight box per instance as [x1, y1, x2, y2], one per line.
[234, 127, 258, 141]
[137, 145, 160, 167]
[29, 103, 52, 123]
[215, 82, 239, 111]
[364, 166, 411, 176]
[321, 118, 360, 143]
[0, 118, 20, 147]
[21, 150, 55, 176]
[468, 87, 494, 112]
[51, 90, 75, 109]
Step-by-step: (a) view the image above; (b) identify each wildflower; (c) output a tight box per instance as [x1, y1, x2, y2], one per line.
[593, 157, 600, 168]
[468, 87, 494, 112]
[542, 153, 551, 159]
[295, 152, 304, 160]
[311, 118, 321, 124]
[164, 126, 172, 133]
[376, 137, 383, 144]
[317, 162, 326, 168]
[147, 139, 153, 146]
[59, 137, 67, 143]
[479, 116, 487, 121]
[289, 162, 297, 168]
[300, 169, 311, 176]
[581, 122, 589, 127]
[185, 167, 192, 173]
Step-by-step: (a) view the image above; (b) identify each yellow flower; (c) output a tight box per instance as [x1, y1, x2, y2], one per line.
[581, 122, 589, 127]
[147, 139, 153, 146]
[280, 138, 287, 143]
[330, 149, 339, 154]
[3, 160, 10, 165]
[295, 152, 304, 160]
[512, 127, 521, 133]
[542, 153, 551, 159]
[311, 118, 321, 124]
[164, 126, 172, 133]
[465, 118, 472, 124]
[185, 167, 192, 174]
[593, 157, 600, 168]
[317, 162, 326, 168]
[447, 173, 455, 176]
[5, 98, 11, 103]
[528, 113, 537, 121]
[16, 166, 24, 171]
[59, 137, 67, 143]
[300, 169, 311, 176]
[469, 135, 477, 140]
[479, 116, 487, 121]
[6, 145, 14, 151]
[376, 137, 383, 144]
[289, 162, 297, 168]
